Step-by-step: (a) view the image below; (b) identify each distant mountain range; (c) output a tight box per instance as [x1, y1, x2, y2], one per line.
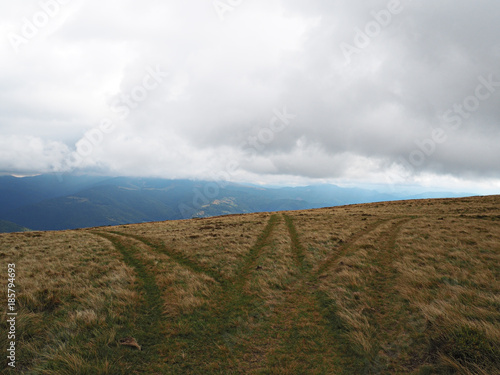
[0, 220, 30, 233]
[0, 174, 474, 232]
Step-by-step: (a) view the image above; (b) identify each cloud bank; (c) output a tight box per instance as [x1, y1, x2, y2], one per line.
[1, 0, 499, 193]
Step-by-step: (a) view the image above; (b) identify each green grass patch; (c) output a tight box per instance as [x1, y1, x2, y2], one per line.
[431, 326, 500, 372]
[94, 232, 164, 373]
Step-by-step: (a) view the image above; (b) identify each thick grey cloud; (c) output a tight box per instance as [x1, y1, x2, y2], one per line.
[1, 0, 499, 193]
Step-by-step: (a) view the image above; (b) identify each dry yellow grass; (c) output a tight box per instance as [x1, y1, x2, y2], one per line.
[0, 231, 136, 373]
[395, 215, 500, 372]
[0, 195, 499, 374]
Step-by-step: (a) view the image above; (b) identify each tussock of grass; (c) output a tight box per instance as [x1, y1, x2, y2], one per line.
[431, 326, 499, 369]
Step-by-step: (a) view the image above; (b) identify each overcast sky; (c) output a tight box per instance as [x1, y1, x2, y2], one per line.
[1, 0, 499, 193]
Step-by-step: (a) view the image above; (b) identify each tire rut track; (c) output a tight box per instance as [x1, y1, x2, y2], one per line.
[284, 214, 308, 272]
[362, 218, 418, 372]
[258, 214, 340, 373]
[95, 215, 279, 373]
[368, 218, 413, 328]
[220, 214, 298, 372]
[314, 217, 397, 277]
[231, 214, 281, 288]
[93, 232, 163, 366]
[286, 214, 417, 373]
[199, 214, 281, 372]
[108, 230, 226, 285]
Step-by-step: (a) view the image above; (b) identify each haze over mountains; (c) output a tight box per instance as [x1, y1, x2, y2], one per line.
[0, 174, 473, 232]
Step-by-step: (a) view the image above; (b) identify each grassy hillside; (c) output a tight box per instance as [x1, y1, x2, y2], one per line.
[1, 196, 499, 374]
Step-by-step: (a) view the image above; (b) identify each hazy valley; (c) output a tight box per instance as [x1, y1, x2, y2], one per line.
[0, 175, 471, 232]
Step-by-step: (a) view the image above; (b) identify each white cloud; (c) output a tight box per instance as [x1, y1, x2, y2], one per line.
[0, 0, 499, 194]
[0, 135, 69, 174]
